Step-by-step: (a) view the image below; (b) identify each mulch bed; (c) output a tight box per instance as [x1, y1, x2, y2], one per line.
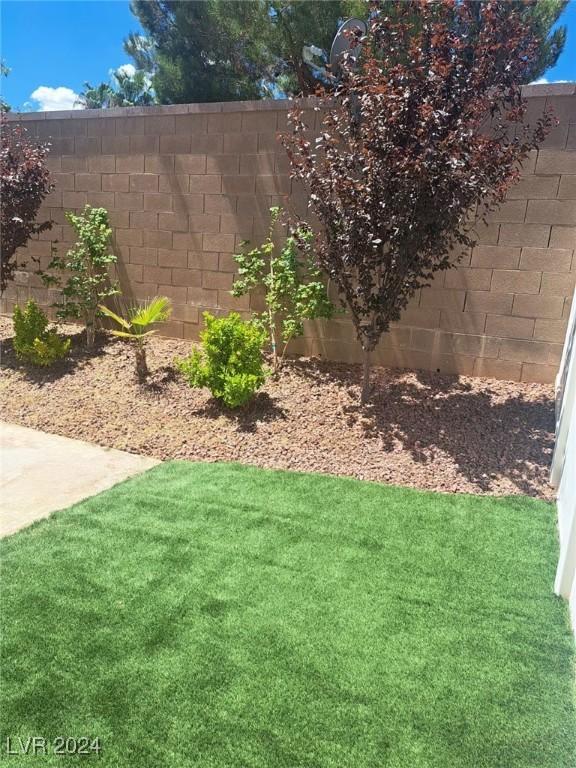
[0, 318, 556, 499]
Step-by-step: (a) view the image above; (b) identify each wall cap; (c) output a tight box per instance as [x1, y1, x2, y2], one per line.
[5, 82, 574, 122]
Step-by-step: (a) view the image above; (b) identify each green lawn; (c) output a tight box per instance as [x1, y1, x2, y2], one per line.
[1, 462, 574, 767]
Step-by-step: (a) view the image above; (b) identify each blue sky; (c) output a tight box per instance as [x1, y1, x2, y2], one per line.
[1, 1, 143, 110]
[1, 0, 575, 112]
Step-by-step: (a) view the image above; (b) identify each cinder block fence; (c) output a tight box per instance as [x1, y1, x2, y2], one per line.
[4, 83, 575, 383]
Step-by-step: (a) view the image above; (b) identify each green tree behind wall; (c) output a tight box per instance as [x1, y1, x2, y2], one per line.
[1, 61, 11, 113]
[125, 0, 568, 104]
[78, 67, 156, 109]
[125, 0, 364, 102]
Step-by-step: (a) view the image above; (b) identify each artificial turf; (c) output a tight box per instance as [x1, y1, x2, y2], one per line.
[0, 461, 574, 767]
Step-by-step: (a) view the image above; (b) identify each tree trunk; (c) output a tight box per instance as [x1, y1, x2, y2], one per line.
[270, 335, 278, 375]
[86, 323, 95, 348]
[268, 254, 278, 374]
[135, 345, 148, 381]
[361, 347, 372, 405]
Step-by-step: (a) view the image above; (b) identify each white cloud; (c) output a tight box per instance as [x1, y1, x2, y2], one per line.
[111, 63, 153, 90]
[30, 85, 82, 111]
[113, 63, 136, 78]
[530, 77, 572, 85]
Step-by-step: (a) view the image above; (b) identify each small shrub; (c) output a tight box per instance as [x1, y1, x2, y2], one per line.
[41, 205, 118, 347]
[13, 300, 70, 366]
[177, 312, 267, 408]
[99, 296, 172, 380]
[232, 206, 334, 373]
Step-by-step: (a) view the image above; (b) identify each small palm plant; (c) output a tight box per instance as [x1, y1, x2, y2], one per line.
[99, 296, 172, 380]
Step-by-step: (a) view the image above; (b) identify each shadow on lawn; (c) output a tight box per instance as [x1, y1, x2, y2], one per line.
[0, 329, 111, 386]
[289, 357, 554, 497]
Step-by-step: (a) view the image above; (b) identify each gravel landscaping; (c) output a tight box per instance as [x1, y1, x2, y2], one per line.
[0, 318, 555, 499]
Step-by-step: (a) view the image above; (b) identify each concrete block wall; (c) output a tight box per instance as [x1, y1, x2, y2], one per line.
[4, 84, 575, 383]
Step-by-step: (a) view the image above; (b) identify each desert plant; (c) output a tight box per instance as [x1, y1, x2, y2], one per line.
[12, 300, 70, 367]
[0, 115, 53, 293]
[99, 296, 172, 380]
[232, 206, 334, 373]
[177, 312, 267, 408]
[282, 0, 553, 403]
[41, 205, 118, 347]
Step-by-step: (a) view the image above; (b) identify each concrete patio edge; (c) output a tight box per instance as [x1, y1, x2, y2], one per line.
[0, 422, 160, 536]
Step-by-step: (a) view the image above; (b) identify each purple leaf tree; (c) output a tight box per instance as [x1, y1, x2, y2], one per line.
[282, 0, 553, 403]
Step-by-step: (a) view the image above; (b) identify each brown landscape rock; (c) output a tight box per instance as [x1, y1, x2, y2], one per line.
[0, 318, 555, 500]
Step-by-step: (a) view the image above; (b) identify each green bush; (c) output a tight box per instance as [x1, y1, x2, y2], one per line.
[13, 300, 70, 366]
[177, 312, 267, 408]
[40, 205, 118, 348]
[232, 206, 334, 373]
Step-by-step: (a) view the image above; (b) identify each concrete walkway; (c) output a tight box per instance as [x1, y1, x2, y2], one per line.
[0, 422, 159, 537]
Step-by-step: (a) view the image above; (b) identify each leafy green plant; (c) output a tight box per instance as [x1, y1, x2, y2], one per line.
[12, 300, 70, 367]
[99, 296, 172, 381]
[41, 205, 118, 347]
[176, 312, 267, 408]
[232, 206, 334, 373]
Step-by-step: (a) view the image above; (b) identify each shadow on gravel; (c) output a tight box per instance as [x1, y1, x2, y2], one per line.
[0, 330, 111, 386]
[288, 356, 554, 497]
[193, 392, 288, 433]
[144, 365, 179, 393]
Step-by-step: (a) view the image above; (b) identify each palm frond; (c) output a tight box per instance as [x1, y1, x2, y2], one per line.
[110, 329, 157, 340]
[130, 296, 172, 327]
[109, 329, 137, 339]
[99, 304, 131, 330]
